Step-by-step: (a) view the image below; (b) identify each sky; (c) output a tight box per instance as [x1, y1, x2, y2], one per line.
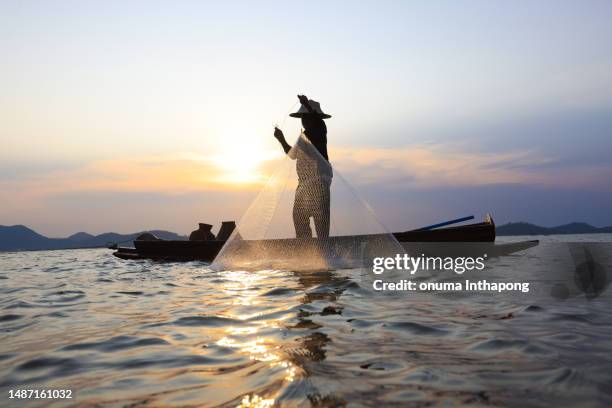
[1, 0, 612, 236]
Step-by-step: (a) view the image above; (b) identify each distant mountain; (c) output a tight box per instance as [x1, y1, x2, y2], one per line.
[0, 225, 52, 250]
[0, 225, 187, 252]
[68, 232, 94, 241]
[3, 221, 611, 251]
[497, 222, 612, 236]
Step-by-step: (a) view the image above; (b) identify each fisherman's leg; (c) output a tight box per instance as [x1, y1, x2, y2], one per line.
[313, 182, 331, 240]
[293, 186, 312, 238]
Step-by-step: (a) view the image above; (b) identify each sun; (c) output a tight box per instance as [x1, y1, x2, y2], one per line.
[208, 135, 280, 185]
[209, 148, 264, 184]
[193, 123, 285, 185]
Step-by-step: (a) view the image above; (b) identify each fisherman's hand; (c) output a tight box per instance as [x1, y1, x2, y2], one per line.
[273, 127, 284, 140]
[297, 94, 309, 105]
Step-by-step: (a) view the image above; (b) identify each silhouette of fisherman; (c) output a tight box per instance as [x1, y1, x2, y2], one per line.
[274, 95, 332, 239]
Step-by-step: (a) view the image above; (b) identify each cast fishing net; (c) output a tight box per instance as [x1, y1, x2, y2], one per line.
[211, 133, 406, 272]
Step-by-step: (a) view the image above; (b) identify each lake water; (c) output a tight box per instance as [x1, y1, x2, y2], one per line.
[1, 235, 611, 407]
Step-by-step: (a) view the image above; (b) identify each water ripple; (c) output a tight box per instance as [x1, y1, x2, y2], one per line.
[0, 246, 610, 407]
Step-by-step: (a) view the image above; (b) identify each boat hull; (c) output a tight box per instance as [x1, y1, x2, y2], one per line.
[111, 220, 524, 262]
[394, 221, 495, 242]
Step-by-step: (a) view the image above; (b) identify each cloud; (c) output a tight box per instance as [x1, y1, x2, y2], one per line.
[2, 144, 610, 205]
[3, 144, 610, 200]
[0, 154, 279, 197]
[331, 145, 612, 192]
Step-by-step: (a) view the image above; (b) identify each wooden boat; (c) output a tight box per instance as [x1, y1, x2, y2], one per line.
[393, 219, 494, 242]
[112, 216, 538, 262]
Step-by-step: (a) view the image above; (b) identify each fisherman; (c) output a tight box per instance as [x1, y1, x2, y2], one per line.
[273, 95, 332, 239]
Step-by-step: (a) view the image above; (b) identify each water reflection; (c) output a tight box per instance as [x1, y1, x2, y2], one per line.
[216, 268, 348, 405]
[237, 394, 275, 408]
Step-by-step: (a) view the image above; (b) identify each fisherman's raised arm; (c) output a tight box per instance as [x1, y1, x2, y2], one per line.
[273, 126, 292, 154]
[297, 94, 314, 114]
